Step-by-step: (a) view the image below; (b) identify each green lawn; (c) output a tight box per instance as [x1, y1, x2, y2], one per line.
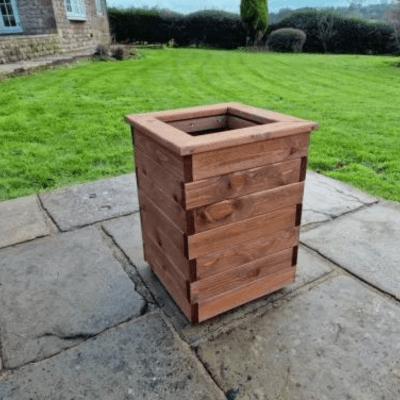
[1, 49, 399, 202]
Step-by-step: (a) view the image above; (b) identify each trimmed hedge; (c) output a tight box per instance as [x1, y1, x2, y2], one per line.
[266, 28, 306, 52]
[108, 7, 397, 54]
[269, 10, 396, 54]
[108, 7, 246, 49]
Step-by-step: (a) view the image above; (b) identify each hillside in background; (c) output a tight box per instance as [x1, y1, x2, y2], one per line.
[269, 2, 395, 24]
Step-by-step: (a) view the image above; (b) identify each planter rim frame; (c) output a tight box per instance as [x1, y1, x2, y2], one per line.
[125, 102, 319, 156]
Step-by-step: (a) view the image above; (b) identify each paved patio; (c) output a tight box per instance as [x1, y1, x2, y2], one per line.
[1, 171, 399, 399]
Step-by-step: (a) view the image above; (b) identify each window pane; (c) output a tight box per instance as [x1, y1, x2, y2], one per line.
[5, 0, 11, 3]
[3, 16, 10, 26]
[66, 0, 72, 12]
[6, 4, 13, 15]
[9, 16, 15, 26]
[1, 5, 7, 15]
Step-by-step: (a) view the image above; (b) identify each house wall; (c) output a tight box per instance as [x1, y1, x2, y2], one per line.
[0, 0, 110, 64]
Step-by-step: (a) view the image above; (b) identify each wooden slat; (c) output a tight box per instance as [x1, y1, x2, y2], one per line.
[143, 232, 192, 321]
[139, 191, 191, 279]
[198, 267, 296, 322]
[188, 205, 297, 259]
[184, 158, 302, 210]
[134, 128, 189, 181]
[194, 182, 305, 233]
[137, 169, 190, 234]
[227, 115, 260, 130]
[168, 115, 227, 133]
[190, 248, 293, 303]
[191, 133, 309, 180]
[135, 150, 185, 207]
[196, 226, 300, 280]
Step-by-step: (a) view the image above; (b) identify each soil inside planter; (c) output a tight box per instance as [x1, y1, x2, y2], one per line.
[163, 112, 268, 137]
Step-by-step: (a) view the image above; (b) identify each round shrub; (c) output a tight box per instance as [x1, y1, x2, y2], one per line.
[266, 28, 306, 52]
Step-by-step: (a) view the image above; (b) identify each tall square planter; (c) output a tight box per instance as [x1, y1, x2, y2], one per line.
[125, 103, 318, 323]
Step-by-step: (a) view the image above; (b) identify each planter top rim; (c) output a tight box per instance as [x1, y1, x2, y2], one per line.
[125, 102, 319, 156]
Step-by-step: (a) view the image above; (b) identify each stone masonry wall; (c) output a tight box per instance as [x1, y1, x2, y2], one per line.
[0, 0, 110, 64]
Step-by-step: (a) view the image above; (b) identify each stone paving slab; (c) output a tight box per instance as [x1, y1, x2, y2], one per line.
[302, 171, 378, 226]
[103, 214, 335, 339]
[0, 226, 145, 369]
[40, 174, 139, 231]
[0, 312, 225, 400]
[302, 201, 400, 301]
[0, 195, 50, 249]
[195, 275, 400, 400]
[102, 214, 190, 331]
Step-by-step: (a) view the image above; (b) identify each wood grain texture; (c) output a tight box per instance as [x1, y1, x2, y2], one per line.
[139, 191, 192, 279]
[196, 226, 300, 280]
[188, 205, 297, 259]
[143, 232, 192, 320]
[191, 133, 309, 180]
[135, 149, 185, 207]
[227, 115, 259, 130]
[137, 169, 190, 234]
[194, 182, 305, 233]
[184, 158, 302, 210]
[134, 128, 190, 181]
[198, 267, 296, 322]
[168, 115, 227, 133]
[190, 248, 293, 303]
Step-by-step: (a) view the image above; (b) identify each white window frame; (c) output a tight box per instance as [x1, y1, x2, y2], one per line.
[66, 0, 87, 21]
[95, 0, 106, 15]
[0, 0, 23, 34]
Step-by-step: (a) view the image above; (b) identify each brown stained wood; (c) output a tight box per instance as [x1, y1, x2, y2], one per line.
[196, 227, 300, 280]
[184, 158, 302, 210]
[194, 182, 305, 233]
[135, 150, 185, 207]
[168, 115, 227, 133]
[198, 267, 296, 322]
[143, 232, 192, 320]
[134, 128, 189, 181]
[190, 248, 293, 303]
[227, 115, 260, 130]
[188, 206, 297, 259]
[191, 133, 309, 180]
[137, 169, 190, 234]
[139, 190, 186, 258]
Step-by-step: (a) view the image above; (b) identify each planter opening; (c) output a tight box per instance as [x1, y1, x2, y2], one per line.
[159, 111, 274, 137]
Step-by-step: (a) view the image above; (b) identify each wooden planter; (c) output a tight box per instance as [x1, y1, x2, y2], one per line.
[125, 103, 318, 323]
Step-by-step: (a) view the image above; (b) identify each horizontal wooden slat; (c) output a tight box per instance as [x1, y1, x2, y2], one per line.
[227, 115, 260, 130]
[188, 205, 297, 259]
[184, 158, 302, 209]
[134, 128, 189, 181]
[191, 133, 309, 180]
[139, 191, 190, 276]
[137, 169, 190, 234]
[168, 115, 227, 133]
[196, 226, 300, 280]
[190, 248, 293, 303]
[198, 267, 296, 322]
[143, 232, 192, 321]
[135, 150, 185, 207]
[194, 182, 305, 233]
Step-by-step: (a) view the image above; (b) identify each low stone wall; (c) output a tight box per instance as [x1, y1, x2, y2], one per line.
[0, 34, 63, 64]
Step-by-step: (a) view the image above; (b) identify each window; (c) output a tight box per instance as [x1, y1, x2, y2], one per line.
[66, 0, 86, 21]
[0, 0, 23, 34]
[95, 0, 106, 15]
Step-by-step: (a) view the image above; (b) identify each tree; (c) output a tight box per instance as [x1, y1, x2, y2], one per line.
[240, 0, 268, 46]
[316, 11, 337, 53]
[386, 1, 400, 52]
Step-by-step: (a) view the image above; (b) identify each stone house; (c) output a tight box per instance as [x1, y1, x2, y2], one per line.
[0, 0, 111, 64]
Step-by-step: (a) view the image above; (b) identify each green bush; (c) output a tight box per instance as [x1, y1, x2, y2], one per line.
[269, 10, 396, 54]
[108, 7, 246, 49]
[266, 28, 306, 52]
